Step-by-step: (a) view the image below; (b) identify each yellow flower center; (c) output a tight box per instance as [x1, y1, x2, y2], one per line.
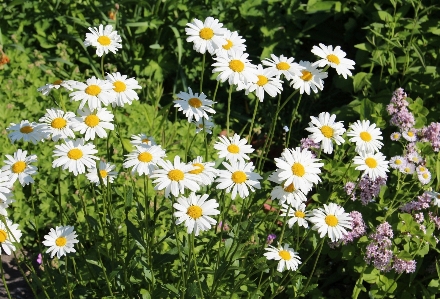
[223, 39, 233, 50]
[326, 54, 340, 65]
[187, 205, 203, 219]
[188, 97, 202, 108]
[229, 59, 245, 72]
[436, 194, 440, 199]
[100, 170, 108, 178]
[300, 70, 313, 81]
[294, 210, 305, 218]
[0, 229, 7, 243]
[276, 62, 289, 70]
[291, 163, 305, 177]
[53, 79, 63, 85]
[85, 114, 100, 127]
[67, 148, 83, 160]
[12, 161, 26, 173]
[360, 131, 372, 142]
[168, 169, 184, 181]
[138, 152, 153, 162]
[227, 144, 240, 154]
[395, 159, 402, 165]
[256, 75, 268, 86]
[365, 157, 377, 168]
[97, 36, 111, 46]
[320, 125, 334, 138]
[51, 117, 67, 129]
[393, 134, 399, 139]
[113, 81, 127, 92]
[404, 167, 410, 173]
[283, 183, 295, 193]
[199, 27, 214, 40]
[55, 236, 67, 247]
[85, 85, 101, 96]
[198, 124, 204, 128]
[278, 250, 291, 260]
[20, 125, 34, 134]
[231, 171, 247, 183]
[418, 166, 426, 172]
[189, 163, 204, 174]
[325, 215, 338, 227]
[407, 131, 414, 137]
[422, 173, 429, 179]
[142, 138, 150, 144]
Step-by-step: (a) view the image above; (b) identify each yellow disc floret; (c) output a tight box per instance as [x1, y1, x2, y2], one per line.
[199, 28, 214, 40]
[360, 131, 372, 142]
[97, 36, 111, 46]
[223, 40, 233, 50]
[227, 144, 240, 154]
[168, 169, 184, 181]
[12, 161, 26, 173]
[0, 229, 7, 243]
[300, 70, 313, 81]
[138, 152, 153, 162]
[326, 54, 340, 65]
[188, 97, 202, 108]
[67, 148, 83, 160]
[320, 125, 334, 138]
[291, 163, 305, 177]
[187, 205, 203, 219]
[189, 163, 204, 174]
[55, 236, 67, 247]
[113, 81, 127, 92]
[85, 85, 101, 96]
[276, 62, 289, 70]
[229, 60, 245, 72]
[256, 75, 268, 86]
[278, 250, 291, 260]
[231, 171, 247, 183]
[85, 115, 100, 127]
[325, 215, 338, 227]
[365, 157, 378, 168]
[51, 117, 67, 129]
[20, 126, 34, 134]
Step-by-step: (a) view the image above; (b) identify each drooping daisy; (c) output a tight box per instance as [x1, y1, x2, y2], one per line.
[353, 151, 389, 180]
[1, 149, 38, 186]
[418, 170, 431, 185]
[263, 244, 301, 272]
[0, 218, 22, 255]
[0, 173, 12, 202]
[390, 132, 401, 141]
[123, 144, 166, 176]
[193, 117, 215, 134]
[42, 226, 79, 258]
[70, 107, 114, 141]
[173, 192, 220, 236]
[268, 170, 309, 204]
[280, 202, 309, 228]
[0, 194, 14, 217]
[7, 120, 47, 144]
[86, 161, 118, 186]
[37, 79, 74, 95]
[185, 17, 227, 55]
[308, 203, 352, 242]
[425, 191, 440, 207]
[188, 156, 218, 186]
[69, 77, 116, 110]
[346, 120, 384, 154]
[39, 108, 76, 142]
[305, 112, 346, 154]
[212, 50, 258, 90]
[262, 54, 304, 81]
[245, 64, 283, 102]
[402, 129, 418, 142]
[389, 156, 406, 170]
[174, 87, 216, 122]
[84, 24, 122, 57]
[213, 133, 254, 163]
[274, 147, 324, 194]
[150, 155, 201, 198]
[215, 160, 262, 200]
[105, 72, 142, 107]
[130, 134, 157, 146]
[311, 43, 355, 79]
[290, 61, 328, 95]
[215, 29, 247, 57]
[52, 138, 99, 176]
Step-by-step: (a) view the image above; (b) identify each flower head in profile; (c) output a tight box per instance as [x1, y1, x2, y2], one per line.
[417, 169, 431, 185]
[353, 151, 389, 180]
[402, 129, 418, 142]
[305, 112, 346, 154]
[245, 64, 283, 102]
[308, 203, 352, 242]
[84, 24, 122, 57]
[105, 72, 142, 107]
[71, 107, 114, 141]
[37, 79, 74, 95]
[193, 117, 215, 134]
[86, 161, 118, 186]
[130, 134, 157, 146]
[0, 218, 22, 255]
[264, 244, 301, 272]
[123, 144, 166, 176]
[173, 192, 220, 236]
[311, 43, 355, 79]
[7, 120, 47, 144]
[214, 133, 254, 163]
[39, 108, 76, 142]
[262, 54, 304, 81]
[268, 171, 309, 205]
[0, 172, 13, 203]
[290, 61, 328, 95]
[347, 120, 384, 154]
[215, 29, 247, 56]
[425, 191, 440, 207]
[280, 201, 309, 228]
[188, 156, 218, 186]
[69, 77, 116, 110]
[185, 17, 227, 55]
[1, 149, 38, 186]
[174, 87, 216, 122]
[0, 192, 14, 217]
[42, 226, 79, 258]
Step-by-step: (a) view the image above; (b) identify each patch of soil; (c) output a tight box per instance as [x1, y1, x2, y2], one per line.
[0, 254, 34, 299]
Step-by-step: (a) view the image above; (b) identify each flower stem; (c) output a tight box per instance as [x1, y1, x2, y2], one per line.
[191, 233, 204, 298]
[247, 99, 259, 142]
[226, 85, 233, 137]
[200, 53, 206, 93]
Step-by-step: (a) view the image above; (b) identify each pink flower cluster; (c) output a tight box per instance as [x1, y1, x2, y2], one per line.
[420, 122, 440, 152]
[400, 192, 431, 213]
[386, 88, 415, 131]
[344, 175, 387, 205]
[328, 211, 366, 248]
[300, 137, 320, 158]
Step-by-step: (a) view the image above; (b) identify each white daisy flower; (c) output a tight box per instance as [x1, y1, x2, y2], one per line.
[389, 156, 406, 170]
[416, 165, 429, 174]
[418, 170, 431, 185]
[425, 191, 440, 207]
[39, 108, 76, 142]
[263, 244, 301, 272]
[0, 173, 13, 203]
[0, 194, 14, 217]
[215, 160, 262, 200]
[1, 149, 38, 186]
[130, 134, 157, 146]
[290, 60, 328, 95]
[346, 120, 384, 154]
[274, 147, 324, 194]
[174, 87, 216, 122]
[7, 120, 47, 144]
[69, 77, 116, 110]
[52, 138, 99, 176]
[84, 24, 122, 57]
[402, 129, 418, 142]
[268, 170, 309, 204]
[311, 43, 355, 79]
[213, 133, 254, 163]
[42, 226, 79, 258]
[280, 202, 309, 228]
[193, 117, 215, 134]
[37, 79, 74, 95]
[188, 156, 218, 186]
[390, 132, 401, 141]
[185, 17, 227, 55]
[308, 203, 352, 242]
[305, 112, 346, 154]
[150, 155, 200, 198]
[262, 54, 304, 81]
[215, 29, 247, 56]
[123, 144, 166, 176]
[353, 151, 389, 180]
[407, 152, 422, 164]
[0, 218, 22, 255]
[173, 192, 220, 236]
[70, 107, 114, 141]
[212, 50, 258, 90]
[86, 161, 118, 186]
[400, 162, 415, 175]
[245, 64, 283, 102]
[105, 72, 142, 107]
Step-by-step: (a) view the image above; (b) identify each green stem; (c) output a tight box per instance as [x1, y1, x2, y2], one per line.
[278, 206, 291, 244]
[97, 249, 114, 296]
[65, 256, 73, 299]
[298, 239, 325, 297]
[202, 118, 209, 161]
[58, 167, 64, 225]
[172, 212, 186, 298]
[226, 85, 233, 137]
[191, 233, 204, 298]
[200, 53, 206, 93]
[100, 55, 105, 78]
[247, 99, 260, 142]
[212, 80, 220, 103]
[286, 94, 303, 147]
[0, 260, 12, 299]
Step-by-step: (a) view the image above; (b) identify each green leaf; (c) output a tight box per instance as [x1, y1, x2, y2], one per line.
[353, 72, 372, 93]
[412, 42, 426, 68]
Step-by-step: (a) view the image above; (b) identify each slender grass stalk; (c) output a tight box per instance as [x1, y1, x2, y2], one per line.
[191, 233, 204, 299]
[200, 53, 206, 93]
[97, 249, 114, 296]
[57, 167, 64, 225]
[247, 99, 260, 142]
[286, 93, 303, 147]
[212, 80, 220, 103]
[202, 118, 209, 161]
[100, 55, 105, 78]
[298, 239, 325, 297]
[65, 256, 73, 299]
[171, 210, 186, 299]
[0, 261, 12, 299]
[226, 85, 233, 137]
